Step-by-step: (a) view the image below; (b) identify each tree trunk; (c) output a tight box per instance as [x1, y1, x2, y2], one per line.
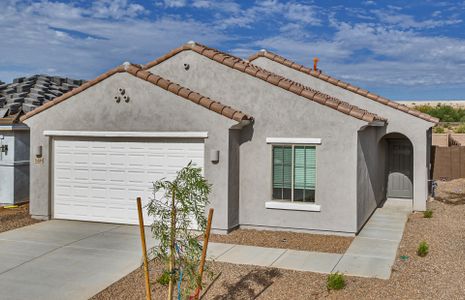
[168, 188, 176, 300]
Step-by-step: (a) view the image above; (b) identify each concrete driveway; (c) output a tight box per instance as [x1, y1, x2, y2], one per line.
[0, 220, 157, 300]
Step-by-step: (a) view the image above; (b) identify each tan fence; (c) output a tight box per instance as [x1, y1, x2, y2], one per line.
[432, 146, 465, 180]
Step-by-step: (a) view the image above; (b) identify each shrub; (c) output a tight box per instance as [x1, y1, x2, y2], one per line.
[417, 241, 429, 257]
[327, 272, 346, 290]
[156, 270, 171, 286]
[454, 123, 465, 133]
[433, 126, 445, 133]
[423, 210, 433, 218]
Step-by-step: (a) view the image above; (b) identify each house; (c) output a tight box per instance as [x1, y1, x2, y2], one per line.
[0, 110, 29, 205]
[0, 75, 84, 204]
[21, 42, 438, 235]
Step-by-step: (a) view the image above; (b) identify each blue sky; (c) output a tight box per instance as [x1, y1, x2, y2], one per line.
[1, 0, 465, 100]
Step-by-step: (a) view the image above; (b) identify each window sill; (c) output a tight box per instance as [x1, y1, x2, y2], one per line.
[265, 201, 321, 212]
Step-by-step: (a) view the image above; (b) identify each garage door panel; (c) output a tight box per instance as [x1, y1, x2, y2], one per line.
[53, 138, 204, 225]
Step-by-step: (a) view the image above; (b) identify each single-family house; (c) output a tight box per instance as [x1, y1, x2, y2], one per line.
[21, 42, 438, 235]
[0, 75, 84, 204]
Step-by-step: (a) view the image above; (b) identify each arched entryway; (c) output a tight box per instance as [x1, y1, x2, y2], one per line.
[380, 133, 414, 199]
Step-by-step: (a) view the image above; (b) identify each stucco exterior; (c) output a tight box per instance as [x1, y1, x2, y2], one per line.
[23, 45, 434, 235]
[147, 50, 381, 234]
[23, 73, 242, 230]
[0, 126, 29, 204]
[251, 57, 434, 215]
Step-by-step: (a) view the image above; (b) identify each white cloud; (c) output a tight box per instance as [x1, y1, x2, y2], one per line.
[285, 3, 320, 25]
[251, 20, 465, 90]
[91, 0, 147, 19]
[373, 10, 462, 29]
[192, 0, 240, 13]
[0, 1, 228, 82]
[161, 0, 187, 8]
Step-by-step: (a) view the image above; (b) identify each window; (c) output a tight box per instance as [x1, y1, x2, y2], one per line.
[272, 145, 316, 202]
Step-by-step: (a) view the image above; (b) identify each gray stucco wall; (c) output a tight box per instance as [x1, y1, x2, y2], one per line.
[23, 72, 240, 231]
[227, 129, 240, 229]
[252, 57, 434, 211]
[0, 128, 29, 204]
[149, 51, 370, 234]
[357, 126, 385, 230]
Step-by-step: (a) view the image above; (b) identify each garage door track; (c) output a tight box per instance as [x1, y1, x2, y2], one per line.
[0, 220, 157, 300]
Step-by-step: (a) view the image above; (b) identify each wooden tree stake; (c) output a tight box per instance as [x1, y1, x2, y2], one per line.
[137, 197, 152, 300]
[168, 187, 176, 300]
[194, 208, 214, 299]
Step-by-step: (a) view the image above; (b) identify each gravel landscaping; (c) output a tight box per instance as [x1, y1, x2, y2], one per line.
[92, 199, 465, 299]
[209, 229, 353, 254]
[0, 203, 39, 233]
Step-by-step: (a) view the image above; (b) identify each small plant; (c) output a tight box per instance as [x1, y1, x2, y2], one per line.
[454, 123, 465, 133]
[417, 241, 429, 257]
[156, 270, 171, 286]
[433, 126, 445, 133]
[423, 210, 433, 218]
[327, 272, 346, 290]
[148, 162, 212, 299]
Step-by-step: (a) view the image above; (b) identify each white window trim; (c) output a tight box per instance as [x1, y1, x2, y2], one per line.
[266, 137, 321, 145]
[270, 143, 318, 205]
[265, 201, 321, 212]
[43, 131, 208, 138]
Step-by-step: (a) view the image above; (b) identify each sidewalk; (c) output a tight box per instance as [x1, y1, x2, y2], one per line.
[207, 199, 411, 279]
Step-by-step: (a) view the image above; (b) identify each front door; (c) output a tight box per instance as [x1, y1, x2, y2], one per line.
[387, 139, 413, 198]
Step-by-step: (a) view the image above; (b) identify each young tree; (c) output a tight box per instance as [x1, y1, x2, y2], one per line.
[148, 162, 211, 300]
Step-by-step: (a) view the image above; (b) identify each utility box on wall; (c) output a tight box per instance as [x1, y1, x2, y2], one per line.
[0, 123, 29, 205]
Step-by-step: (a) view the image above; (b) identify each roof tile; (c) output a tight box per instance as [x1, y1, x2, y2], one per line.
[248, 50, 438, 123]
[21, 63, 253, 123]
[140, 43, 386, 123]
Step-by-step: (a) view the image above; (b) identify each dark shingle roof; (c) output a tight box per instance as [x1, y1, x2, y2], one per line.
[0, 75, 85, 116]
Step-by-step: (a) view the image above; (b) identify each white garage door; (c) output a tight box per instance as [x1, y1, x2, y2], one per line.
[53, 139, 204, 225]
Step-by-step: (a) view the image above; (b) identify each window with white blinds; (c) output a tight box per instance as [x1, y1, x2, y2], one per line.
[272, 145, 316, 202]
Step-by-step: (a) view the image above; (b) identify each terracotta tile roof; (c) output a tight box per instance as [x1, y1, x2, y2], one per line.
[248, 50, 439, 124]
[20, 64, 253, 123]
[143, 42, 387, 124]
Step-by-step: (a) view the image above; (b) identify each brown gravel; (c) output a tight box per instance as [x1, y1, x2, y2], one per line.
[435, 178, 465, 204]
[92, 200, 465, 300]
[0, 203, 40, 233]
[209, 229, 353, 253]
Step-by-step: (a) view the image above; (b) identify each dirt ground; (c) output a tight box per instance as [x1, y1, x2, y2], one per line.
[0, 203, 39, 233]
[92, 200, 465, 300]
[210, 229, 353, 253]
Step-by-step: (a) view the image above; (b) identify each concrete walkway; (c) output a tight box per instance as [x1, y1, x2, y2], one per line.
[333, 198, 411, 279]
[0, 220, 157, 300]
[208, 243, 343, 273]
[207, 199, 411, 279]
[0, 200, 410, 299]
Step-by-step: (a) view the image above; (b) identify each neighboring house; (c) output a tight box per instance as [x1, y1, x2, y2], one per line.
[0, 75, 84, 204]
[0, 110, 29, 205]
[21, 42, 438, 235]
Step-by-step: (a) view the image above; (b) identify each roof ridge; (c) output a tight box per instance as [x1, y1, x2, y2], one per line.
[248, 50, 438, 123]
[20, 63, 253, 123]
[142, 42, 386, 124]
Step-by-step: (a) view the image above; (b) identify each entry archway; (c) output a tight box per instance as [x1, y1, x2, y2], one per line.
[380, 133, 414, 199]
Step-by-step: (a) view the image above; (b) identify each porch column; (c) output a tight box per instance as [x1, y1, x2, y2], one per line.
[413, 132, 428, 211]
